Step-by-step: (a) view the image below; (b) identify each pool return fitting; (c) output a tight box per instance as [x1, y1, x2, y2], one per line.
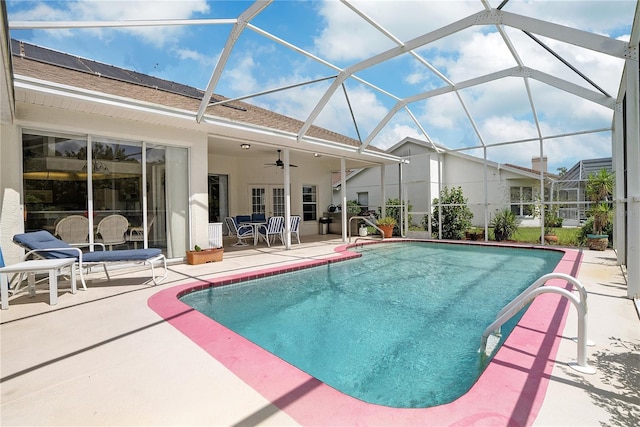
[479, 273, 596, 374]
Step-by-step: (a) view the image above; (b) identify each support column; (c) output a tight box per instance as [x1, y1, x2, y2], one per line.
[613, 101, 626, 264]
[625, 57, 640, 299]
[283, 148, 291, 249]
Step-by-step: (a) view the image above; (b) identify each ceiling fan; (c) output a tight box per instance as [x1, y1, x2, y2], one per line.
[264, 149, 298, 168]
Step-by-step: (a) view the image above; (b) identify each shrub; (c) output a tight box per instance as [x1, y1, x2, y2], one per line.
[346, 199, 361, 214]
[427, 187, 473, 240]
[490, 208, 519, 241]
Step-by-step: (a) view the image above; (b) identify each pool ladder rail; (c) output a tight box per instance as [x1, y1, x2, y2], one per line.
[479, 272, 596, 375]
[348, 216, 385, 244]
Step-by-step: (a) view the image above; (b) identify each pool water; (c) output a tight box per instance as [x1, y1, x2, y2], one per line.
[180, 242, 563, 408]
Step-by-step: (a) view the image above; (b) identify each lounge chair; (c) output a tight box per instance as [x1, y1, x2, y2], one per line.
[12, 230, 167, 290]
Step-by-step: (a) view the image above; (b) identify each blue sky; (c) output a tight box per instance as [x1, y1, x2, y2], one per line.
[6, 0, 636, 173]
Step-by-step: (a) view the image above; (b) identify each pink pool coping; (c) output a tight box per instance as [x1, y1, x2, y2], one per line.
[148, 241, 583, 426]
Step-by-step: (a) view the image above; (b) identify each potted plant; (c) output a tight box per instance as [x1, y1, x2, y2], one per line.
[543, 210, 561, 244]
[377, 216, 397, 238]
[586, 202, 612, 250]
[584, 168, 614, 251]
[543, 225, 558, 244]
[186, 244, 224, 265]
[490, 208, 518, 242]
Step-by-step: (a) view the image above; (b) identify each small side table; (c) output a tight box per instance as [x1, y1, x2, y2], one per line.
[0, 258, 76, 310]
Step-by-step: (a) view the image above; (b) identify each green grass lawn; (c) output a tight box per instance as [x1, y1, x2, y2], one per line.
[495, 227, 582, 246]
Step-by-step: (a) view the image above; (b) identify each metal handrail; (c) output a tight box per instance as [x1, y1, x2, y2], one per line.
[348, 216, 384, 243]
[479, 273, 595, 374]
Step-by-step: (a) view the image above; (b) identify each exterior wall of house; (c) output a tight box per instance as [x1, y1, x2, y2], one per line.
[0, 123, 25, 263]
[337, 141, 545, 231]
[210, 149, 334, 237]
[1, 103, 209, 262]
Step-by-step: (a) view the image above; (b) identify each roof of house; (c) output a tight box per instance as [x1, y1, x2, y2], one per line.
[387, 137, 559, 181]
[504, 163, 560, 180]
[10, 39, 376, 152]
[561, 157, 613, 182]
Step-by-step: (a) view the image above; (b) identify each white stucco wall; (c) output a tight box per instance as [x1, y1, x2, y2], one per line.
[338, 141, 545, 229]
[209, 148, 334, 237]
[0, 123, 25, 264]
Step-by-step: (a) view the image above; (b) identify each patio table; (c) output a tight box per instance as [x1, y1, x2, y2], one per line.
[241, 221, 267, 246]
[1, 258, 76, 309]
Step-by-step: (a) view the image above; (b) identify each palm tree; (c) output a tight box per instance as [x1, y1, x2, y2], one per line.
[586, 168, 614, 203]
[585, 168, 614, 243]
[591, 202, 612, 236]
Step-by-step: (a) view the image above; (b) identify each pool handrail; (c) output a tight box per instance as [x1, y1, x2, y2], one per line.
[348, 216, 384, 243]
[479, 273, 595, 374]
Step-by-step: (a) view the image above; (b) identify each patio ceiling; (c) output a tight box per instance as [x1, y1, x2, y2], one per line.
[3, 1, 639, 171]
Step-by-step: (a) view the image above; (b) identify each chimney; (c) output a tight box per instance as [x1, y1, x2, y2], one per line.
[532, 156, 547, 172]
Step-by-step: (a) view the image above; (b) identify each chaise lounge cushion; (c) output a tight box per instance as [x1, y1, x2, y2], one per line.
[13, 230, 79, 259]
[83, 248, 162, 262]
[13, 230, 161, 262]
[13, 230, 167, 288]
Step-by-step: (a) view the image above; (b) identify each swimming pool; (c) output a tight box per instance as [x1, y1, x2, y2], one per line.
[178, 242, 563, 408]
[149, 241, 582, 424]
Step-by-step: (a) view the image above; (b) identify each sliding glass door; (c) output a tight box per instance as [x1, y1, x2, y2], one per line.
[22, 131, 189, 257]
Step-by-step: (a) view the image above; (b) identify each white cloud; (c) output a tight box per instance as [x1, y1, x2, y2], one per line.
[11, 0, 210, 47]
[175, 48, 216, 67]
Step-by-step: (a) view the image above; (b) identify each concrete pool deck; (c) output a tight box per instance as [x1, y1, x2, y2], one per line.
[1, 237, 638, 426]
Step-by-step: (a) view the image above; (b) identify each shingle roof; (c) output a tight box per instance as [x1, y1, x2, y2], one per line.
[10, 39, 367, 150]
[504, 163, 559, 180]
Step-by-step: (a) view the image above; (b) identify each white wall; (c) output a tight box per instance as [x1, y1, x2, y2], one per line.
[0, 123, 25, 264]
[209, 148, 334, 237]
[338, 141, 545, 229]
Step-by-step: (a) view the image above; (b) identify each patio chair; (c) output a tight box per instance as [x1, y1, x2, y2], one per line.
[290, 215, 301, 244]
[257, 216, 284, 247]
[12, 230, 167, 290]
[54, 215, 90, 244]
[127, 215, 156, 249]
[96, 214, 129, 250]
[251, 213, 266, 222]
[224, 217, 254, 246]
[235, 215, 251, 224]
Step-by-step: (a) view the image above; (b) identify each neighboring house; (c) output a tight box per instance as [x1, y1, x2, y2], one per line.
[554, 158, 613, 226]
[0, 38, 402, 263]
[334, 137, 558, 232]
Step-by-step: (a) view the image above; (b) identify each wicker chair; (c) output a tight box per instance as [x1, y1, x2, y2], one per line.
[96, 214, 129, 250]
[54, 215, 90, 244]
